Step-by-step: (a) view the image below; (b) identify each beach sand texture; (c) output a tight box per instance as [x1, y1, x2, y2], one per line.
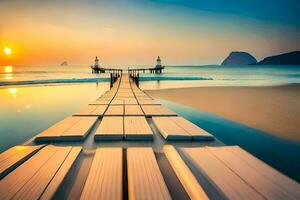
[147, 84, 300, 141]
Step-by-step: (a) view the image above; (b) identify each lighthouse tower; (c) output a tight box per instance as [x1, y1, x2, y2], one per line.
[94, 56, 100, 68]
[156, 56, 162, 68]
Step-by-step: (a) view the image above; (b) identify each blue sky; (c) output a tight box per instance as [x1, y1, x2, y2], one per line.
[0, 0, 299, 65]
[147, 0, 300, 26]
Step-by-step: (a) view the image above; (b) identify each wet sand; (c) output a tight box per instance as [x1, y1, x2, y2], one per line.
[146, 84, 300, 141]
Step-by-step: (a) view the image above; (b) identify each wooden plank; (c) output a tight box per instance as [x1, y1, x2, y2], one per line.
[40, 146, 82, 200]
[89, 99, 111, 105]
[138, 99, 161, 105]
[141, 105, 177, 117]
[118, 89, 132, 93]
[95, 117, 123, 140]
[91, 105, 108, 116]
[110, 99, 124, 105]
[35, 116, 80, 140]
[170, 117, 214, 141]
[207, 146, 295, 199]
[136, 97, 153, 100]
[163, 145, 209, 200]
[134, 93, 149, 98]
[10, 146, 73, 200]
[227, 146, 300, 199]
[73, 105, 97, 116]
[105, 105, 124, 116]
[62, 117, 98, 139]
[36, 116, 97, 141]
[124, 99, 138, 105]
[0, 145, 44, 179]
[124, 117, 153, 140]
[182, 147, 264, 200]
[80, 148, 123, 200]
[127, 148, 171, 200]
[152, 117, 192, 141]
[115, 93, 135, 98]
[73, 105, 107, 116]
[124, 105, 144, 116]
[0, 145, 58, 200]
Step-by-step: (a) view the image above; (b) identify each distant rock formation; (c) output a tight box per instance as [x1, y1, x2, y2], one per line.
[61, 61, 68, 66]
[256, 51, 300, 65]
[221, 51, 257, 66]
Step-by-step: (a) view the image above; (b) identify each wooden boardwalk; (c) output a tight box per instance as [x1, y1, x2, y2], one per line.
[1, 144, 299, 199]
[1, 73, 300, 200]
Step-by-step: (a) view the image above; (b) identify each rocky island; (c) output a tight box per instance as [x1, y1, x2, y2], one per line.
[221, 51, 257, 66]
[256, 51, 300, 65]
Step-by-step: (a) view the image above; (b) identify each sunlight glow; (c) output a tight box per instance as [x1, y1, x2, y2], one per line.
[4, 47, 11, 55]
[8, 88, 17, 94]
[15, 146, 27, 150]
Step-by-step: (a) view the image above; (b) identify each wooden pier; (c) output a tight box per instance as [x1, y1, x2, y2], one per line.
[1, 73, 300, 200]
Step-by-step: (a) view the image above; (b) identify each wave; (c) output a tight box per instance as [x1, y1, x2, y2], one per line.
[0, 78, 110, 86]
[0, 76, 213, 87]
[139, 76, 213, 81]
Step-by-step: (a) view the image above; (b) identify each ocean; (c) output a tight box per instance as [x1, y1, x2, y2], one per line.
[1, 64, 300, 182]
[1, 65, 300, 87]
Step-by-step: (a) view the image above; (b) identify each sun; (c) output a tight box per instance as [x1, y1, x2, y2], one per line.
[4, 47, 12, 55]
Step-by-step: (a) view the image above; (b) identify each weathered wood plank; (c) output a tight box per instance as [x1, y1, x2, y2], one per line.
[170, 117, 214, 141]
[226, 146, 300, 199]
[89, 99, 111, 105]
[0, 145, 44, 179]
[105, 105, 124, 116]
[141, 105, 177, 117]
[124, 105, 144, 116]
[152, 117, 192, 141]
[36, 116, 80, 139]
[0, 145, 57, 200]
[73, 105, 98, 116]
[110, 99, 125, 105]
[127, 148, 171, 200]
[95, 117, 124, 140]
[10, 146, 73, 200]
[62, 117, 98, 139]
[124, 117, 153, 140]
[73, 105, 107, 116]
[138, 99, 161, 105]
[207, 146, 295, 199]
[80, 148, 123, 200]
[35, 117, 97, 141]
[40, 146, 82, 200]
[182, 147, 264, 200]
[163, 145, 209, 200]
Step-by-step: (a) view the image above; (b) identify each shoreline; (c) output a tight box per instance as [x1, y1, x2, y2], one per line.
[146, 83, 300, 141]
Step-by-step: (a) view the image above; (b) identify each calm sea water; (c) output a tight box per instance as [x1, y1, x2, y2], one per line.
[0, 65, 300, 182]
[1, 65, 300, 87]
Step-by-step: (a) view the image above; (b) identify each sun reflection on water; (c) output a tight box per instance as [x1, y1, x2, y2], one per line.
[4, 66, 13, 73]
[7, 88, 17, 98]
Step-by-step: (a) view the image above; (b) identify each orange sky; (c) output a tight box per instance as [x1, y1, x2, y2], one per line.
[0, 0, 299, 66]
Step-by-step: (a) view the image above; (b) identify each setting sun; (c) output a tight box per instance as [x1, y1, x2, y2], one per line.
[4, 47, 12, 55]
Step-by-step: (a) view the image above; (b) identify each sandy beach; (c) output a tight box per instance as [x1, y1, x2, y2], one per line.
[147, 84, 300, 141]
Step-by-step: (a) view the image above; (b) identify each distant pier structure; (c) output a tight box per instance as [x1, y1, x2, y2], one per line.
[150, 56, 164, 73]
[91, 56, 164, 74]
[91, 56, 105, 73]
